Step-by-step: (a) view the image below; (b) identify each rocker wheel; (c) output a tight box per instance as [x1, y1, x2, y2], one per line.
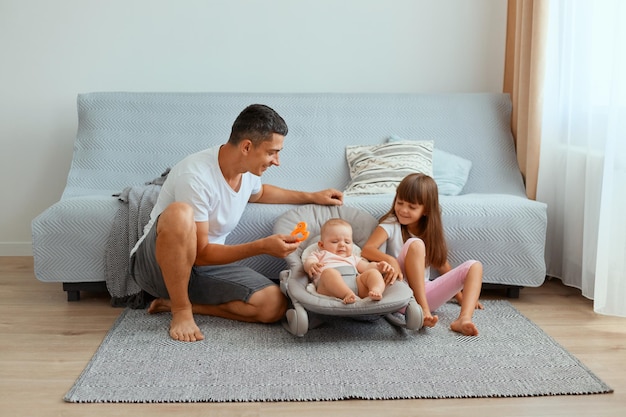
[282, 302, 309, 337]
[405, 299, 424, 330]
[278, 270, 290, 296]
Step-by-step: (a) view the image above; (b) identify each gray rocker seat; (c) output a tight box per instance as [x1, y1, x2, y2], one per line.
[273, 204, 423, 336]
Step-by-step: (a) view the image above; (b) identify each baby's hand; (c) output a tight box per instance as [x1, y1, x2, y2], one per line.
[305, 262, 323, 278]
[376, 261, 398, 285]
[376, 261, 391, 273]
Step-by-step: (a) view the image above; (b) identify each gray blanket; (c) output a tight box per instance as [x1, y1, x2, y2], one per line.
[104, 170, 169, 307]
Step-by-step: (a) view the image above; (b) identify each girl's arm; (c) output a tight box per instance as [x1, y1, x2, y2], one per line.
[436, 261, 452, 275]
[361, 226, 394, 262]
[361, 226, 402, 284]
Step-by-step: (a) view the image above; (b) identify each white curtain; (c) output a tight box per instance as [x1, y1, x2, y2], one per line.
[537, 0, 626, 316]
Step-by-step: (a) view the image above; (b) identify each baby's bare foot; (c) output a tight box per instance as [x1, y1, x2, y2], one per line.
[369, 290, 383, 301]
[342, 292, 357, 304]
[148, 298, 171, 314]
[451, 318, 479, 336]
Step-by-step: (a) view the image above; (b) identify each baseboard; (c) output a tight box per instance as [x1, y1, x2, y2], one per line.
[0, 242, 33, 256]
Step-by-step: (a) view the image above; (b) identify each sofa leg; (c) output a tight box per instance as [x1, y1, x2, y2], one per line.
[505, 286, 521, 298]
[66, 289, 81, 302]
[62, 282, 108, 302]
[482, 283, 522, 298]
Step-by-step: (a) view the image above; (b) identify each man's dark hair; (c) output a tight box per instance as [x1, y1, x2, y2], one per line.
[228, 104, 288, 145]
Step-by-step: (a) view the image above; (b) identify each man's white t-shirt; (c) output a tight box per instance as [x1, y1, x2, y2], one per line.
[131, 146, 262, 254]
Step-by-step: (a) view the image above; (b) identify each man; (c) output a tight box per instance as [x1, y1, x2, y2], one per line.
[130, 104, 343, 342]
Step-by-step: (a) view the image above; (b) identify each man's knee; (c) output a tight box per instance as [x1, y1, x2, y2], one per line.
[157, 202, 196, 236]
[255, 286, 287, 323]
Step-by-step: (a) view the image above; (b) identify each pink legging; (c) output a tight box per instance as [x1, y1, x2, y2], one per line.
[397, 238, 478, 311]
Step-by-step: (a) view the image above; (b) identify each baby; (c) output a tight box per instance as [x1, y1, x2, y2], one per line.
[303, 218, 393, 303]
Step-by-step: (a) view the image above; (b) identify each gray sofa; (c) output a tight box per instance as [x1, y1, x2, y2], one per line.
[31, 92, 547, 301]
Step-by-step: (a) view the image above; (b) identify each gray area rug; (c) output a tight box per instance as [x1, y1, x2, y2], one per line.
[64, 300, 612, 403]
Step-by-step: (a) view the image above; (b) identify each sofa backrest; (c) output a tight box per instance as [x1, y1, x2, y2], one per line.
[63, 92, 526, 199]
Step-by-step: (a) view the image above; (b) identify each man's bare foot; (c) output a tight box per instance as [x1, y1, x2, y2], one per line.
[148, 300, 204, 342]
[342, 292, 357, 304]
[369, 290, 383, 301]
[169, 309, 204, 342]
[451, 318, 479, 336]
[423, 314, 439, 328]
[148, 298, 171, 314]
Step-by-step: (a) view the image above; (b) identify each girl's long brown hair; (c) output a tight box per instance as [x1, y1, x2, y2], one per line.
[380, 173, 448, 268]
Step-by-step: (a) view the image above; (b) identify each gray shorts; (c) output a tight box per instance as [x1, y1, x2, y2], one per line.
[130, 220, 276, 305]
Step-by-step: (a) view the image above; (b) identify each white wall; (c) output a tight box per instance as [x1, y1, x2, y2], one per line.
[0, 0, 507, 255]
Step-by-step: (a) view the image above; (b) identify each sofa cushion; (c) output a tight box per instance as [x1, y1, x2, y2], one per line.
[432, 148, 473, 196]
[344, 140, 433, 196]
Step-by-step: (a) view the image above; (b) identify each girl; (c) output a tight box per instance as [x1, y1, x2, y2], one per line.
[361, 173, 484, 336]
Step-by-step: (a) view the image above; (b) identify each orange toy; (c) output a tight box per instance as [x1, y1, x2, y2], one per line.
[290, 221, 310, 242]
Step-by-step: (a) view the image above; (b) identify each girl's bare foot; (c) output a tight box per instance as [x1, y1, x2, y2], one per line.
[451, 317, 479, 336]
[342, 292, 357, 304]
[148, 298, 171, 314]
[369, 290, 383, 301]
[423, 314, 439, 327]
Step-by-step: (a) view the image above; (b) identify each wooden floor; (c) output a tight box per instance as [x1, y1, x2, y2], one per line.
[1, 257, 625, 417]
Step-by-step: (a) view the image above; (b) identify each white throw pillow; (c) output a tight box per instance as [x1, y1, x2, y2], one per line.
[344, 140, 433, 196]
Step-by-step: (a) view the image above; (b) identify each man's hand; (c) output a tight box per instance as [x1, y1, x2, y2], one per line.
[263, 234, 301, 258]
[311, 188, 343, 206]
